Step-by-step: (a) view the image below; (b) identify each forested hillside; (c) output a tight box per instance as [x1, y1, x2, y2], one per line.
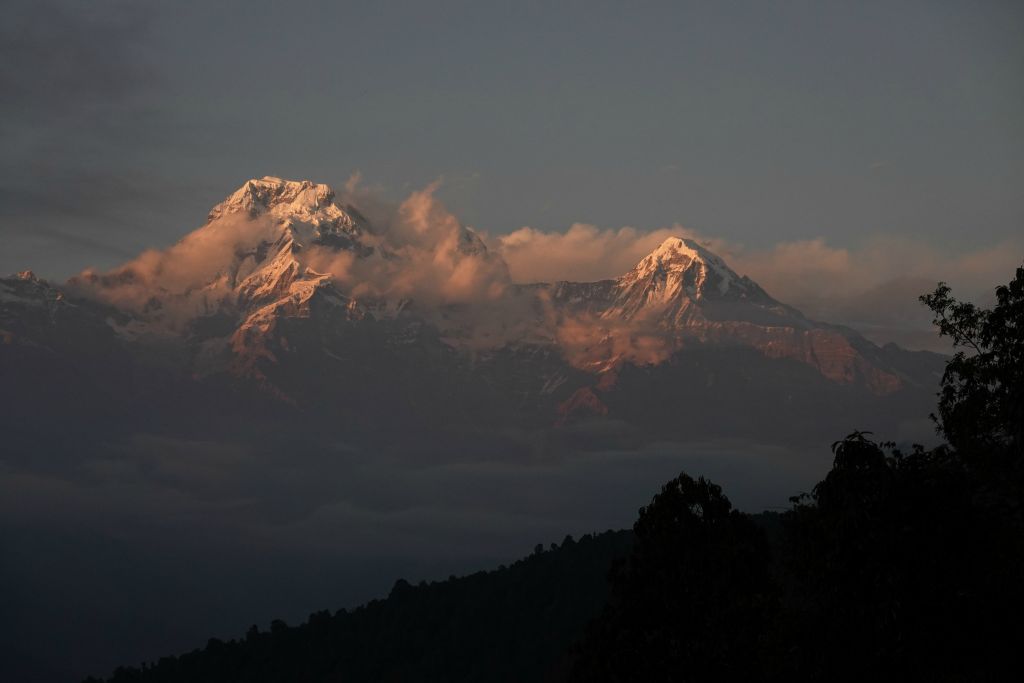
[85, 531, 633, 683]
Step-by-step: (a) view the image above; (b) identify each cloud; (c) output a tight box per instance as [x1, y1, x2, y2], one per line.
[385, 183, 510, 302]
[551, 307, 674, 370]
[310, 180, 512, 305]
[495, 224, 683, 283]
[727, 236, 1017, 303]
[67, 213, 281, 324]
[729, 236, 1023, 350]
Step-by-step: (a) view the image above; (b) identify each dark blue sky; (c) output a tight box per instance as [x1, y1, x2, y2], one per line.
[2, 0, 1022, 277]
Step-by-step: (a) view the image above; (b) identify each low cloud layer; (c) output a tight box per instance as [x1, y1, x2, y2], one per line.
[1, 426, 831, 680]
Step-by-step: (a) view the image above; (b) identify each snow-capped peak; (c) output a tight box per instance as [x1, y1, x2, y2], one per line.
[586, 234, 783, 326]
[209, 176, 335, 220]
[203, 176, 373, 256]
[651, 236, 704, 261]
[623, 236, 740, 296]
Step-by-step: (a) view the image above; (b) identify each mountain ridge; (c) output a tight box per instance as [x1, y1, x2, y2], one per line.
[0, 176, 945, 445]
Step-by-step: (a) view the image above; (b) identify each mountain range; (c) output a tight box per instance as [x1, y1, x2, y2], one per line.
[0, 176, 943, 450]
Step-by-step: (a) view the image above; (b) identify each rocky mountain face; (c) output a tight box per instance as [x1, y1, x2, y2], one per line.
[0, 177, 944, 449]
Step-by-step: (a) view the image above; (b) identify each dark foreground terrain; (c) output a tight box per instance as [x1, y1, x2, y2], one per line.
[86, 269, 1024, 683]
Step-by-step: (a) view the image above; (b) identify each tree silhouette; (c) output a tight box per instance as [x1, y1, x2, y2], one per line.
[920, 264, 1024, 454]
[569, 474, 777, 683]
[782, 432, 1023, 681]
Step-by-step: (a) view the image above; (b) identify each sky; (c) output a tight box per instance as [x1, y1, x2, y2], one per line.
[2, 0, 1021, 283]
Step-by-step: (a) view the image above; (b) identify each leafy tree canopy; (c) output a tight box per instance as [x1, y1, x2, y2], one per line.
[920, 264, 1024, 453]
